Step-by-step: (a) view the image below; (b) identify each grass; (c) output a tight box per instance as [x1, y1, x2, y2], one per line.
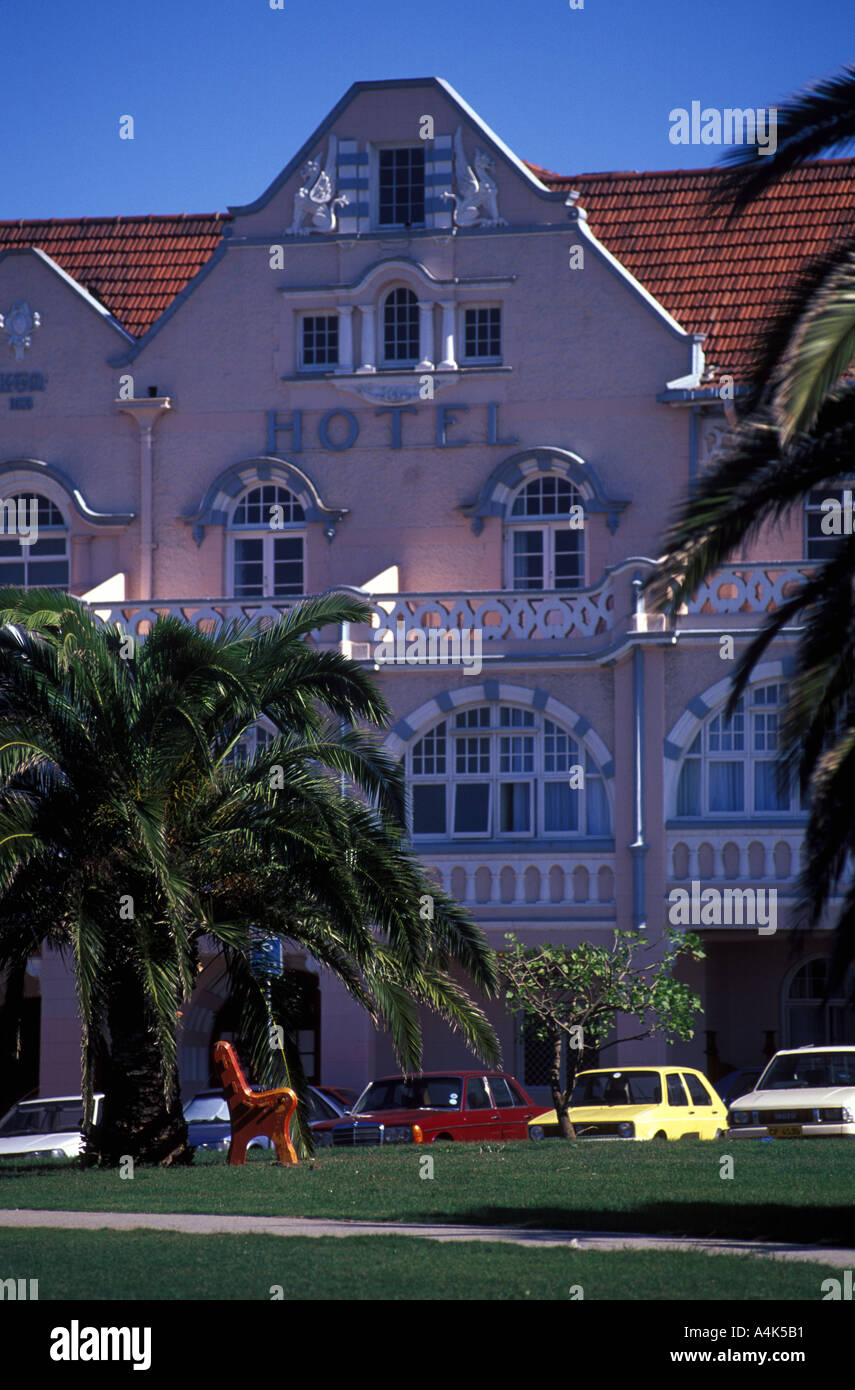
[0, 1139, 853, 1245]
[0, 1227, 840, 1300]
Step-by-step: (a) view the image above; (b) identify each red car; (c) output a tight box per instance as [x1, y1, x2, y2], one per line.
[312, 1070, 544, 1146]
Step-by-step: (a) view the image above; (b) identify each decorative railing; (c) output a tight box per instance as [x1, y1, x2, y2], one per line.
[667, 829, 805, 884]
[683, 564, 816, 617]
[83, 584, 616, 643]
[422, 852, 616, 907]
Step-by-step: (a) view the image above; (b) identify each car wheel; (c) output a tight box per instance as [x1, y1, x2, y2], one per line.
[653, 1131, 667, 1141]
[432, 1133, 453, 1142]
[712, 1128, 724, 1140]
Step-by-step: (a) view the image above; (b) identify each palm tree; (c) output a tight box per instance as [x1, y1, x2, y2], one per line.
[648, 63, 855, 987]
[0, 589, 498, 1165]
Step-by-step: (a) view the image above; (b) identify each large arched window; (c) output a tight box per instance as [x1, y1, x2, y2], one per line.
[784, 958, 855, 1046]
[409, 704, 609, 839]
[228, 485, 305, 597]
[676, 682, 801, 817]
[505, 476, 585, 590]
[0, 492, 69, 589]
[382, 287, 419, 365]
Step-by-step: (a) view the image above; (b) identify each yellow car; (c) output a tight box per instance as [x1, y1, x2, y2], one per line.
[527, 1066, 728, 1141]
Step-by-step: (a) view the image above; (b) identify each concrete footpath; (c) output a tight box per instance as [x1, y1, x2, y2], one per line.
[0, 1209, 851, 1266]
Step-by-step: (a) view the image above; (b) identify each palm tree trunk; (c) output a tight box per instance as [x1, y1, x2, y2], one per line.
[84, 963, 191, 1167]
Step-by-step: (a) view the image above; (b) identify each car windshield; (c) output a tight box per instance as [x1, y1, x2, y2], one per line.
[0, 1102, 84, 1137]
[570, 1072, 663, 1106]
[354, 1078, 463, 1112]
[756, 1052, 855, 1090]
[183, 1096, 229, 1123]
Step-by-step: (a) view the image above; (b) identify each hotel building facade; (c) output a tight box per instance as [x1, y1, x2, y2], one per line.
[1, 78, 853, 1105]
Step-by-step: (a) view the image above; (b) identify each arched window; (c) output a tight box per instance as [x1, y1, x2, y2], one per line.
[0, 492, 69, 590]
[382, 287, 419, 365]
[409, 704, 609, 839]
[505, 476, 585, 590]
[784, 958, 855, 1046]
[676, 682, 801, 817]
[228, 485, 305, 597]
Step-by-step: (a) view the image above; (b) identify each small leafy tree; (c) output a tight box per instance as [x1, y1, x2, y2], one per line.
[499, 929, 704, 1137]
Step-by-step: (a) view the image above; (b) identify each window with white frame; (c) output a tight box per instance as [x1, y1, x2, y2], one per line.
[805, 483, 855, 561]
[461, 306, 502, 362]
[300, 314, 339, 369]
[505, 476, 585, 590]
[0, 493, 69, 589]
[229, 485, 305, 597]
[377, 147, 425, 228]
[784, 958, 855, 1046]
[409, 704, 610, 839]
[676, 683, 801, 817]
[382, 287, 419, 364]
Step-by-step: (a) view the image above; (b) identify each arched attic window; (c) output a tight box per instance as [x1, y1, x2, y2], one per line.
[505, 475, 585, 590]
[228, 484, 305, 597]
[0, 492, 69, 589]
[676, 681, 802, 817]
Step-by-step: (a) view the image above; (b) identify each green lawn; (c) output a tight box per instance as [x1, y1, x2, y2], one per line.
[0, 1227, 839, 1300]
[1, 1139, 853, 1245]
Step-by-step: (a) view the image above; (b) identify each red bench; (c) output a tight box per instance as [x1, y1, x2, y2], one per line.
[212, 1041, 298, 1165]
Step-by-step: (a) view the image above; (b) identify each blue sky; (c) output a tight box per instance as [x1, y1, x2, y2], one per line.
[3, 0, 849, 218]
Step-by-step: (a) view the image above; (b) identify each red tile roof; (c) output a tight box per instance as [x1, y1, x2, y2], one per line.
[527, 158, 855, 378]
[2, 158, 854, 376]
[0, 214, 229, 340]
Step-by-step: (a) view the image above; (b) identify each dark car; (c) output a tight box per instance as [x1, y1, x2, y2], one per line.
[715, 1068, 763, 1109]
[313, 1070, 544, 1146]
[315, 1085, 359, 1111]
[183, 1085, 346, 1153]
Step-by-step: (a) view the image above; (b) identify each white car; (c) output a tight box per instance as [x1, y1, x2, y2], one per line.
[0, 1094, 104, 1159]
[727, 1046, 855, 1139]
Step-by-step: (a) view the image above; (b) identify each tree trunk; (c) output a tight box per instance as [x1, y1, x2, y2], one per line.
[548, 1026, 576, 1139]
[83, 963, 192, 1167]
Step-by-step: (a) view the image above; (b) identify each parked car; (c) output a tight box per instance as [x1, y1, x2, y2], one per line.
[715, 1068, 763, 1109]
[0, 1094, 104, 1159]
[313, 1071, 543, 1146]
[315, 1085, 358, 1111]
[727, 1045, 855, 1139]
[528, 1066, 728, 1141]
[184, 1084, 346, 1153]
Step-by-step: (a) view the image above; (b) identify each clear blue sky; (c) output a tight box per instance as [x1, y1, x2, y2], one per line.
[3, 0, 851, 219]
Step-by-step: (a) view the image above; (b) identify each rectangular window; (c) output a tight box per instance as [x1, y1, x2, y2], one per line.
[232, 537, 265, 597]
[272, 536, 304, 595]
[805, 487, 854, 561]
[512, 530, 544, 589]
[301, 315, 338, 368]
[553, 531, 584, 589]
[585, 775, 610, 835]
[412, 784, 446, 835]
[455, 737, 490, 774]
[754, 761, 788, 812]
[454, 782, 490, 834]
[499, 781, 531, 833]
[544, 780, 578, 832]
[378, 148, 425, 227]
[463, 307, 501, 360]
[708, 761, 744, 813]
[499, 735, 535, 773]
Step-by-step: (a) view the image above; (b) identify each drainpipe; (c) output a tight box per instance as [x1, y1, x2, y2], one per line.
[118, 392, 172, 600]
[630, 573, 649, 930]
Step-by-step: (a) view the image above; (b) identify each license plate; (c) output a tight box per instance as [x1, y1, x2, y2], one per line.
[768, 1124, 802, 1138]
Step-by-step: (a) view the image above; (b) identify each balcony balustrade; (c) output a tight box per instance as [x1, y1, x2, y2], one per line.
[422, 852, 616, 908]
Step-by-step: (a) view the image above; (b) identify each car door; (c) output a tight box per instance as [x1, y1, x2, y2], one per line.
[463, 1076, 500, 1140]
[487, 1075, 532, 1140]
[682, 1071, 722, 1138]
[664, 1071, 694, 1138]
